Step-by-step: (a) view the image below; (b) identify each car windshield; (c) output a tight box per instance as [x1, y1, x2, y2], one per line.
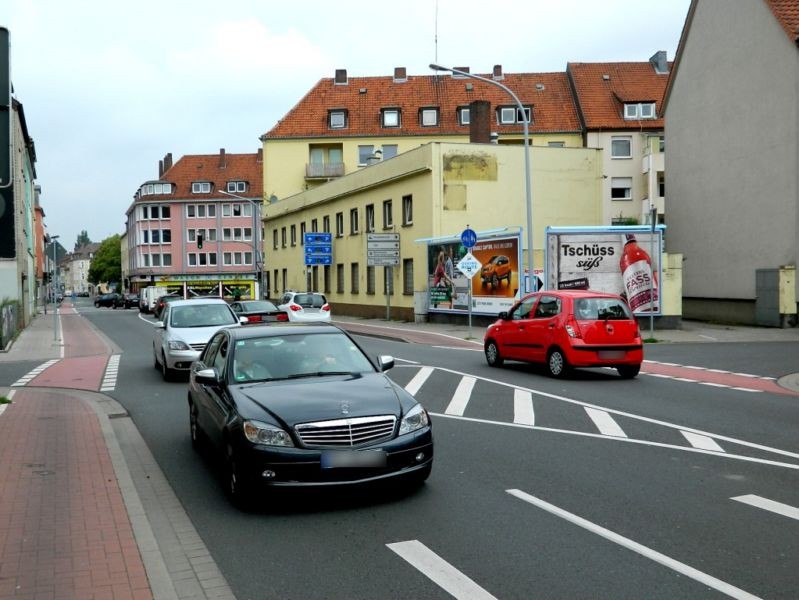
[231, 332, 375, 383]
[574, 298, 632, 320]
[170, 304, 237, 328]
[292, 294, 325, 308]
[241, 301, 279, 312]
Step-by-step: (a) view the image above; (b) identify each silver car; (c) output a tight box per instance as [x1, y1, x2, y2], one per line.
[153, 298, 242, 380]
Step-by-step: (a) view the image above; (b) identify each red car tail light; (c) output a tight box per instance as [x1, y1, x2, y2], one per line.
[249, 315, 262, 322]
[565, 315, 583, 339]
[289, 304, 302, 312]
[322, 304, 330, 312]
[277, 313, 289, 321]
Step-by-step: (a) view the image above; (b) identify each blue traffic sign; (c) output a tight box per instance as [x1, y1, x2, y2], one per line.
[304, 232, 333, 266]
[304, 232, 332, 245]
[461, 227, 477, 249]
[305, 255, 332, 265]
[305, 245, 332, 255]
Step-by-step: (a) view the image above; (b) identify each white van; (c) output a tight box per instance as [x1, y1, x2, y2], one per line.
[140, 286, 168, 313]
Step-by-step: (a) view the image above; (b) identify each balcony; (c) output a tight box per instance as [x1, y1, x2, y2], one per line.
[305, 162, 345, 180]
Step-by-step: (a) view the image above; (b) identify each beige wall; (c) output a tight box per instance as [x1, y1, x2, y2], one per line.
[262, 142, 602, 316]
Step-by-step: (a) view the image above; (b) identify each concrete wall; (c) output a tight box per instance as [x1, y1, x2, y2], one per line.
[666, 0, 799, 318]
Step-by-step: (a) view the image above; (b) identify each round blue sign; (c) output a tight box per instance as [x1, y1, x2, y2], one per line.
[461, 227, 477, 249]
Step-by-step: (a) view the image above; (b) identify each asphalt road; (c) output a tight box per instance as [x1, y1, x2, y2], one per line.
[26, 301, 799, 599]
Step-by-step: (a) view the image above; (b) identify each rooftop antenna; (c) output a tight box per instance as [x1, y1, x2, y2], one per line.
[434, 0, 439, 70]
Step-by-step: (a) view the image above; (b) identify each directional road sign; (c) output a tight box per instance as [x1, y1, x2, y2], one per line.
[456, 252, 483, 279]
[304, 232, 333, 266]
[367, 232, 400, 267]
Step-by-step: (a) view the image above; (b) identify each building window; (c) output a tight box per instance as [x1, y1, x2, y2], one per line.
[163, 254, 172, 266]
[187, 205, 196, 218]
[223, 228, 232, 241]
[420, 108, 439, 127]
[458, 107, 470, 125]
[611, 136, 632, 159]
[358, 145, 374, 166]
[383, 200, 393, 228]
[222, 204, 232, 217]
[498, 106, 531, 124]
[350, 263, 359, 293]
[382, 108, 400, 128]
[402, 195, 413, 226]
[188, 253, 197, 266]
[197, 205, 206, 218]
[227, 181, 246, 193]
[329, 110, 347, 129]
[273, 230, 278, 250]
[282, 269, 287, 292]
[659, 136, 665, 152]
[191, 182, 211, 194]
[233, 204, 242, 217]
[365, 204, 375, 233]
[403, 259, 413, 295]
[300, 222, 306, 245]
[335, 212, 344, 237]
[611, 177, 633, 200]
[624, 102, 657, 120]
[311, 266, 319, 292]
[367, 265, 375, 294]
[336, 264, 345, 294]
[311, 218, 318, 233]
[350, 208, 359, 234]
[152, 254, 161, 267]
[323, 265, 331, 293]
[281, 227, 287, 248]
[290, 225, 297, 246]
[323, 216, 330, 233]
[658, 174, 665, 198]
[381, 145, 398, 160]
[243, 228, 252, 241]
[162, 206, 171, 219]
[207, 205, 215, 217]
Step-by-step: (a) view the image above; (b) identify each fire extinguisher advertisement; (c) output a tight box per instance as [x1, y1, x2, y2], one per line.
[544, 226, 664, 316]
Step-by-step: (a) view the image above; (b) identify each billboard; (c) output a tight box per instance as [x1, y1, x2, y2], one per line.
[545, 226, 663, 315]
[427, 233, 523, 315]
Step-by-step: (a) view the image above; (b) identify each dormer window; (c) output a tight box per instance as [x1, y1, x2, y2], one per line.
[227, 181, 246, 193]
[382, 108, 401, 128]
[139, 182, 172, 197]
[420, 108, 439, 127]
[497, 105, 532, 124]
[624, 102, 657, 120]
[192, 182, 211, 194]
[329, 110, 347, 129]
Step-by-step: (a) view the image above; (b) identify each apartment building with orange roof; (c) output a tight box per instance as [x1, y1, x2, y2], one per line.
[124, 148, 266, 300]
[664, 0, 798, 325]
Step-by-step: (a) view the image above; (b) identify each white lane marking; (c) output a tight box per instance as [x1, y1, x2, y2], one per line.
[397, 364, 799, 462]
[387, 540, 498, 600]
[513, 389, 535, 426]
[433, 345, 482, 352]
[698, 334, 718, 341]
[732, 495, 799, 522]
[11, 359, 60, 387]
[585, 407, 627, 438]
[57, 308, 64, 358]
[681, 431, 724, 452]
[394, 357, 421, 365]
[333, 319, 484, 346]
[446, 377, 476, 416]
[430, 412, 799, 471]
[731, 387, 761, 393]
[507, 489, 761, 600]
[100, 354, 121, 392]
[7, 390, 15, 399]
[404, 367, 434, 396]
[699, 382, 728, 388]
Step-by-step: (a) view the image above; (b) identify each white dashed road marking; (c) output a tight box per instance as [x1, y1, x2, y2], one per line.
[404, 367, 433, 396]
[585, 407, 627, 438]
[445, 376, 476, 416]
[100, 354, 121, 392]
[681, 431, 725, 452]
[732, 495, 799, 522]
[387, 540, 498, 600]
[513, 389, 535, 426]
[11, 359, 60, 387]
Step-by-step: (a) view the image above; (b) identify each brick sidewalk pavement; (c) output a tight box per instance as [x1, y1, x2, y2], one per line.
[0, 388, 151, 600]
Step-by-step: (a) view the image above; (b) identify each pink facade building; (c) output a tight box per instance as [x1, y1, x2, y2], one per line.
[125, 148, 266, 299]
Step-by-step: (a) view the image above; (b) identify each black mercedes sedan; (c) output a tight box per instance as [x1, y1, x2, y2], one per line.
[188, 324, 433, 508]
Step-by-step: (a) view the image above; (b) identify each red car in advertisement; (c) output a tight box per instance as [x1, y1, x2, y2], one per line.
[483, 289, 643, 378]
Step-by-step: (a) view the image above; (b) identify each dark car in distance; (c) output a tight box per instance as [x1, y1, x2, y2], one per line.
[94, 293, 119, 308]
[188, 325, 433, 508]
[153, 293, 183, 320]
[230, 300, 289, 325]
[115, 293, 140, 309]
[484, 289, 643, 378]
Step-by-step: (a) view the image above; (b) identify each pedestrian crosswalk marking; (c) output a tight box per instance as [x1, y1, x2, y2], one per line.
[445, 377, 476, 416]
[681, 431, 724, 452]
[513, 389, 535, 426]
[585, 407, 627, 438]
[404, 367, 433, 396]
[11, 359, 60, 387]
[100, 354, 121, 392]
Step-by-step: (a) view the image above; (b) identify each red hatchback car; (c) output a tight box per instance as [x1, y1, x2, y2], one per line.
[484, 290, 643, 378]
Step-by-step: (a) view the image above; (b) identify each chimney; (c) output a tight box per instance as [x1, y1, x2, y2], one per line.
[492, 65, 504, 81]
[256, 148, 263, 163]
[158, 159, 164, 178]
[164, 153, 173, 172]
[334, 69, 348, 85]
[649, 50, 669, 74]
[469, 100, 491, 144]
[219, 148, 226, 169]
[394, 67, 407, 82]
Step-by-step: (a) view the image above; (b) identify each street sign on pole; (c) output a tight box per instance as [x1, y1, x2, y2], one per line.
[367, 232, 400, 267]
[456, 252, 482, 279]
[304, 233, 333, 289]
[461, 226, 477, 249]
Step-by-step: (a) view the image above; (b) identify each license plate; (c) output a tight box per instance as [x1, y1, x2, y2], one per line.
[598, 350, 625, 360]
[321, 450, 386, 469]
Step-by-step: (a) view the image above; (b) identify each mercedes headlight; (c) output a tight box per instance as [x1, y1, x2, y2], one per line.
[243, 420, 294, 447]
[398, 404, 429, 436]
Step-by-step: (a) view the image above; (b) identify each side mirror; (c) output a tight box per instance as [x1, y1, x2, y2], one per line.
[378, 355, 395, 372]
[498, 311, 510, 320]
[195, 367, 221, 386]
[239, 316, 249, 324]
[155, 321, 165, 329]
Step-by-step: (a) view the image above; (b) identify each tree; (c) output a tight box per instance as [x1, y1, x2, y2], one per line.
[75, 230, 92, 249]
[88, 234, 121, 286]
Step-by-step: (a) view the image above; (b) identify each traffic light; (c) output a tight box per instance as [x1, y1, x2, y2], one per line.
[197, 232, 204, 249]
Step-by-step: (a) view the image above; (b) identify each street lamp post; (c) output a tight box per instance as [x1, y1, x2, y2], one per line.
[50, 235, 60, 341]
[429, 64, 536, 292]
[219, 190, 264, 299]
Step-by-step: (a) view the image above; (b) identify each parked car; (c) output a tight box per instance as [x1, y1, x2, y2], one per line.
[94, 293, 120, 308]
[115, 293, 140, 309]
[277, 291, 331, 323]
[483, 290, 643, 378]
[153, 293, 183, 320]
[152, 298, 243, 381]
[188, 324, 433, 508]
[480, 255, 512, 288]
[230, 300, 288, 325]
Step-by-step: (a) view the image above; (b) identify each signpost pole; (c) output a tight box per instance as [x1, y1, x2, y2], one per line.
[650, 207, 657, 340]
[458, 226, 479, 339]
[386, 267, 391, 321]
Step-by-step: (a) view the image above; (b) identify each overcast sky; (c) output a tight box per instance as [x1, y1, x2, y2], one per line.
[5, 0, 691, 251]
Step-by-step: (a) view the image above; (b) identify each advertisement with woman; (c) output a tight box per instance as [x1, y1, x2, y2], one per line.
[427, 234, 522, 315]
